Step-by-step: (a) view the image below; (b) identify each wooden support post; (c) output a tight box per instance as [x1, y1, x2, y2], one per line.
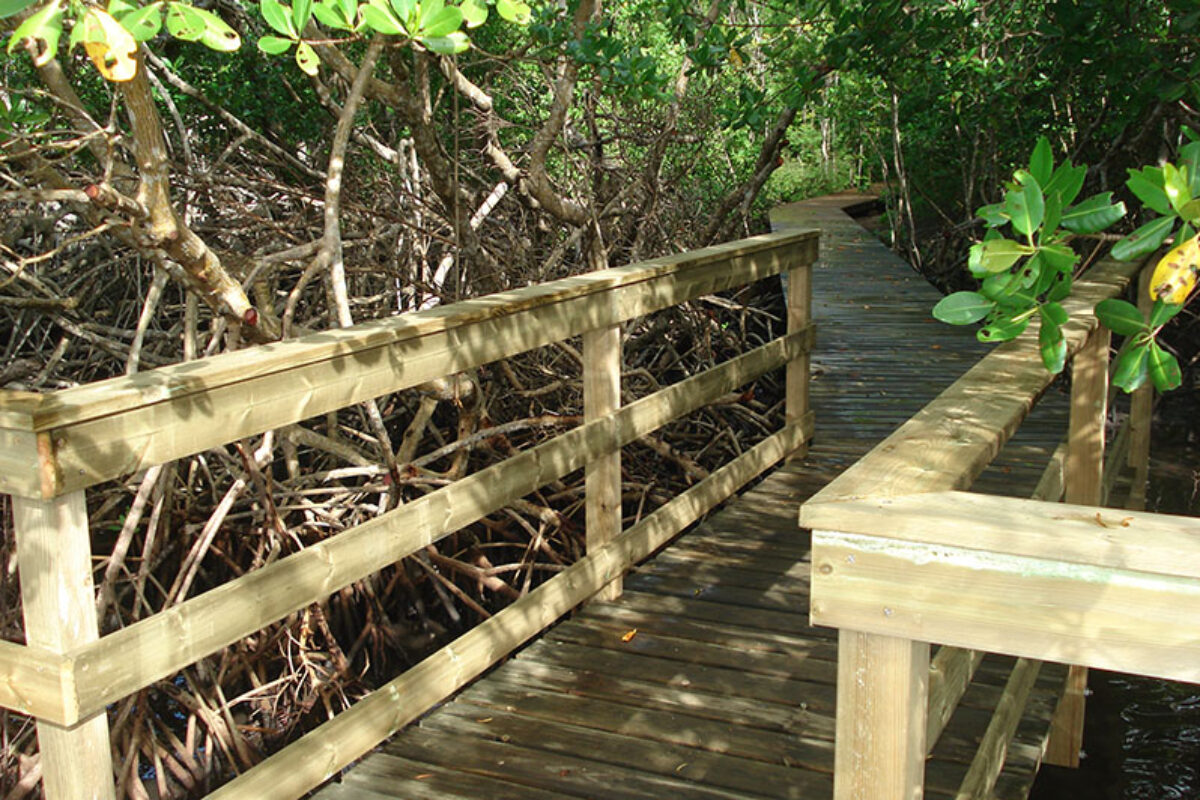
[584, 324, 622, 601]
[786, 262, 813, 460]
[13, 491, 116, 800]
[1046, 325, 1111, 768]
[1127, 266, 1153, 511]
[834, 630, 929, 800]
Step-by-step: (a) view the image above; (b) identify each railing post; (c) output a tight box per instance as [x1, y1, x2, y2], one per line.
[834, 630, 929, 800]
[13, 490, 116, 800]
[786, 260, 813, 460]
[584, 324, 622, 601]
[1127, 266, 1153, 510]
[1047, 323, 1111, 768]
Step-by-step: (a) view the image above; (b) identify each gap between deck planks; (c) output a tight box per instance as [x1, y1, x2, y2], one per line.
[312, 194, 1074, 800]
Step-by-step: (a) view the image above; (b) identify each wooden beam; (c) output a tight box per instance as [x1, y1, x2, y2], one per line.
[926, 646, 984, 749]
[810, 528, 1200, 684]
[205, 418, 812, 800]
[70, 330, 813, 717]
[802, 491, 1200, 582]
[785, 262, 813, 460]
[833, 630, 929, 800]
[1, 234, 817, 499]
[13, 492, 115, 800]
[0, 638, 72, 725]
[584, 324, 622, 601]
[954, 658, 1042, 800]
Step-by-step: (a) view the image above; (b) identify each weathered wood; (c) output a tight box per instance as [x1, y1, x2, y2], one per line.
[2, 233, 817, 498]
[1127, 264, 1154, 510]
[811, 529, 1200, 684]
[13, 492, 115, 800]
[0, 638, 69, 725]
[70, 333, 811, 718]
[786, 261, 813, 460]
[207, 419, 810, 799]
[833, 630, 929, 800]
[927, 647, 984, 749]
[584, 323, 622, 600]
[955, 658, 1041, 800]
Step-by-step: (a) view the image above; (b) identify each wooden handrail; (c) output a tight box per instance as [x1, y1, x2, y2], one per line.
[1, 229, 818, 800]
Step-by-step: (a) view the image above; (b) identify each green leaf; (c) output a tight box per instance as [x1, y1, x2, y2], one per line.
[312, 0, 350, 29]
[977, 315, 1030, 342]
[1019, 250, 1045, 288]
[115, 1, 163, 40]
[189, 4, 239, 50]
[389, 0, 414, 25]
[294, 38, 319, 73]
[7, 0, 63, 64]
[1040, 301, 1069, 327]
[165, 2, 206, 40]
[1164, 162, 1192, 216]
[977, 202, 1008, 228]
[417, 0, 441, 28]
[932, 291, 994, 325]
[257, 33, 292, 52]
[361, 0, 402, 33]
[420, 29, 467, 53]
[1180, 198, 1200, 224]
[1126, 166, 1174, 216]
[1149, 341, 1182, 391]
[495, 0, 530, 23]
[1094, 298, 1147, 336]
[292, 0, 312, 32]
[1181, 140, 1200, 197]
[1039, 243, 1077, 274]
[1150, 299, 1184, 328]
[421, 4, 461, 36]
[1029, 136, 1052, 187]
[1060, 193, 1127, 234]
[461, 0, 485, 27]
[0, 0, 36, 19]
[968, 238, 1030, 275]
[260, 0, 295, 34]
[1112, 340, 1150, 392]
[1006, 170, 1044, 238]
[1039, 317, 1067, 373]
[980, 272, 1019, 301]
[1042, 192, 1062, 238]
[1112, 216, 1177, 261]
[1046, 272, 1072, 302]
[1043, 161, 1086, 206]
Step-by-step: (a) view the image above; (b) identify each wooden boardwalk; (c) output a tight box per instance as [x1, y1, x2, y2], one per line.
[312, 195, 1073, 800]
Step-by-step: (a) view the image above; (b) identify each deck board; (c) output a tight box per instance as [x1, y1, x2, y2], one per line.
[312, 193, 1070, 799]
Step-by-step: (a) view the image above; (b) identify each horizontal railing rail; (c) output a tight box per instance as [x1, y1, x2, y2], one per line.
[1, 227, 818, 800]
[800, 252, 1180, 800]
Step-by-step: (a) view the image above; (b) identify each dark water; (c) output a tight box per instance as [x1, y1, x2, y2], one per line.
[1031, 433, 1200, 799]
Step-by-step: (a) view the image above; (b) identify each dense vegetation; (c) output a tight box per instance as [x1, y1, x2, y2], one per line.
[1, 0, 1197, 796]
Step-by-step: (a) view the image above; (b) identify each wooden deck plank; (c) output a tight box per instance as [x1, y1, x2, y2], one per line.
[312, 194, 1072, 800]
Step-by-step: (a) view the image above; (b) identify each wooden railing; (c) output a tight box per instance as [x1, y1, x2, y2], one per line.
[800, 253, 1196, 800]
[0, 229, 818, 799]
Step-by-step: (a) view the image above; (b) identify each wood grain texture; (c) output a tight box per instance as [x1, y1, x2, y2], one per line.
[13, 492, 115, 800]
[584, 324, 623, 601]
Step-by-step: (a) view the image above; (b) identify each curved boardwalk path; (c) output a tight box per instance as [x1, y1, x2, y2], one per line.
[313, 195, 1073, 800]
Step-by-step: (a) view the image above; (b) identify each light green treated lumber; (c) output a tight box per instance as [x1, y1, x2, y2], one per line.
[954, 658, 1042, 800]
[67, 328, 813, 718]
[810, 526, 1200, 684]
[0, 634, 70, 725]
[0, 232, 816, 498]
[803, 490, 1200, 582]
[205, 418, 812, 800]
[584, 324, 622, 601]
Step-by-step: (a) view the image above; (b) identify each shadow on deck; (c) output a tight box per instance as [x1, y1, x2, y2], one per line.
[313, 194, 1074, 800]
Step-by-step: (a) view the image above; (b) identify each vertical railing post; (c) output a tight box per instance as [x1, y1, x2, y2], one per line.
[834, 630, 930, 800]
[584, 324, 622, 601]
[1046, 323, 1111, 768]
[786, 259, 813, 460]
[13, 490, 116, 800]
[1127, 266, 1153, 510]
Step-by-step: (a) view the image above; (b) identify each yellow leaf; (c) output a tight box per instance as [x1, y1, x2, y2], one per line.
[80, 8, 138, 81]
[1150, 232, 1200, 305]
[728, 47, 743, 68]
